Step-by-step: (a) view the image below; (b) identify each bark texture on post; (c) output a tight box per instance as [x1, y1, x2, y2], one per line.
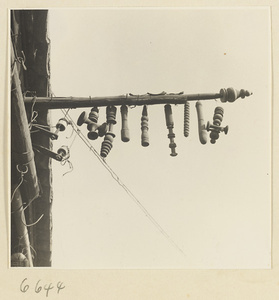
[11, 39, 40, 202]
[11, 10, 52, 267]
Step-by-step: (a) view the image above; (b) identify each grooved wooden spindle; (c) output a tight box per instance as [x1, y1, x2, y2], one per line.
[120, 105, 130, 142]
[164, 104, 177, 157]
[195, 101, 207, 145]
[141, 105, 149, 147]
[184, 101, 190, 137]
[100, 106, 117, 157]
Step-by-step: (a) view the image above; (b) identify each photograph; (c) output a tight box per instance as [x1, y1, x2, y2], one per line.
[10, 7, 271, 270]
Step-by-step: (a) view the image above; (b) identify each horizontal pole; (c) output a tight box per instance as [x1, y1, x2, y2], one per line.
[24, 93, 222, 110]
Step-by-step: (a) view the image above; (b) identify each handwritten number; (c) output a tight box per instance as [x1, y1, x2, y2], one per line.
[20, 278, 65, 296]
[35, 280, 42, 293]
[44, 283, 54, 297]
[57, 281, 66, 294]
[20, 278, 29, 293]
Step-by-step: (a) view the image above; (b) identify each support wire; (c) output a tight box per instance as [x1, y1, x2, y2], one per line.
[60, 109, 186, 257]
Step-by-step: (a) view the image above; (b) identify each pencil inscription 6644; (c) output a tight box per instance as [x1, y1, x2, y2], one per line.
[20, 278, 65, 297]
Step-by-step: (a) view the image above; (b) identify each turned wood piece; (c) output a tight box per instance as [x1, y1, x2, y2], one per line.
[164, 104, 177, 156]
[52, 118, 69, 140]
[57, 145, 70, 161]
[106, 105, 117, 124]
[77, 110, 103, 141]
[100, 106, 117, 157]
[206, 106, 228, 144]
[87, 107, 100, 140]
[100, 132, 115, 158]
[184, 101, 190, 137]
[141, 105, 149, 147]
[88, 107, 99, 123]
[195, 101, 207, 145]
[77, 111, 94, 127]
[120, 105, 130, 142]
[32, 118, 69, 141]
[55, 118, 68, 133]
[220, 88, 252, 103]
[97, 122, 107, 137]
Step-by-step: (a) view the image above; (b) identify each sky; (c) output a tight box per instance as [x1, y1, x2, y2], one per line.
[47, 7, 271, 269]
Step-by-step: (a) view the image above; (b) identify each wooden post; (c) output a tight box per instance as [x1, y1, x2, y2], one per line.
[11, 38, 40, 267]
[11, 189, 33, 267]
[11, 39, 40, 202]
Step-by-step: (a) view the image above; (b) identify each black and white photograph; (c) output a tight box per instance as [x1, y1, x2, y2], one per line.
[10, 7, 271, 269]
[4, 2, 278, 299]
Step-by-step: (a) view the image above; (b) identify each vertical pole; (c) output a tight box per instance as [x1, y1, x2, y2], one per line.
[11, 189, 33, 267]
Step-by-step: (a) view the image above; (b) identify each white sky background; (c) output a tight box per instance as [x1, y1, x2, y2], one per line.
[48, 7, 271, 269]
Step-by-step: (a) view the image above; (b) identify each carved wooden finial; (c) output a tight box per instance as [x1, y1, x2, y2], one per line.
[220, 88, 252, 103]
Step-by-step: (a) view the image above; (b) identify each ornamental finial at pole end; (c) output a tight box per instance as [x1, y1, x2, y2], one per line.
[220, 87, 253, 103]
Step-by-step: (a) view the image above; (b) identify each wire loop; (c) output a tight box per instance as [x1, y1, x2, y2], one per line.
[16, 164, 28, 174]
